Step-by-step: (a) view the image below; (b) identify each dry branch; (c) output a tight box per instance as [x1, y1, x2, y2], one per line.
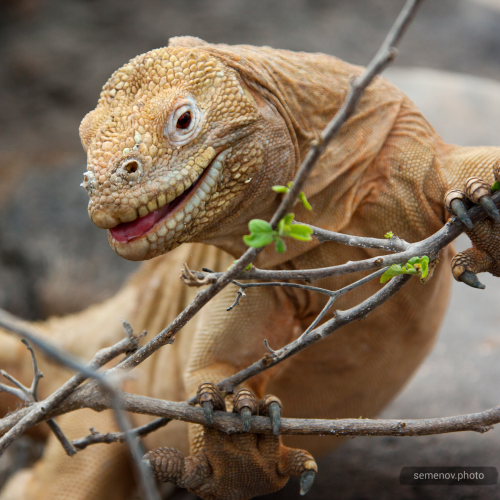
[70, 403, 500, 440]
[2, 379, 499, 440]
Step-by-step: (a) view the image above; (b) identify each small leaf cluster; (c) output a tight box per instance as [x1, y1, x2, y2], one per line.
[272, 182, 312, 211]
[243, 214, 313, 253]
[384, 231, 394, 239]
[380, 256, 430, 284]
[491, 181, 500, 193]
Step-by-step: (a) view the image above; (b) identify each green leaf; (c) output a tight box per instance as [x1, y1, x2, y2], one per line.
[290, 224, 313, 235]
[278, 214, 295, 237]
[492, 181, 500, 193]
[404, 266, 418, 275]
[289, 233, 313, 242]
[248, 219, 272, 233]
[420, 256, 429, 279]
[243, 232, 275, 248]
[380, 264, 404, 283]
[278, 220, 289, 237]
[407, 257, 420, 266]
[272, 185, 289, 194]
[384, 231, 394, 239]
[289, 224, 313, 241]
[298, 192, 312, 211]
[275, 237, 287, 253]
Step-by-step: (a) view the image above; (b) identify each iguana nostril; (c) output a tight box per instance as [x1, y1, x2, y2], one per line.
[124, 160, 139, 173]
[119, 158, 143, 178]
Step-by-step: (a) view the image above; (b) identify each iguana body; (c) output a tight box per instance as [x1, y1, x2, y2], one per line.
[2, 38, 500, 499]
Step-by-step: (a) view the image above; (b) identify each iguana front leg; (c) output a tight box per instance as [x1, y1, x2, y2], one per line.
[440, 147, 500, 288]
[144, 282, 318, 499]
[144, 385, 317, 500]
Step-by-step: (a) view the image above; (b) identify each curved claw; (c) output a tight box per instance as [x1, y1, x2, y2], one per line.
[240, 407, 252, 432]
[300, 470, 316, 496]
[451, 199, 473, 230]
[458, 270, 485, 290]
[202, 401, 214, 424]
[480, 196, 500, 222]
[268, 401, 281, 436]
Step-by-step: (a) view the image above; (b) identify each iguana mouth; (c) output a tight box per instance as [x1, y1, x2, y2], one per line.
[109, 167, 209, 243]
[108, 150, 227, 252]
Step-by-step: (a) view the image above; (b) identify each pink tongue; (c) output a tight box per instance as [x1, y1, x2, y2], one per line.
[110, 203, 170, 243]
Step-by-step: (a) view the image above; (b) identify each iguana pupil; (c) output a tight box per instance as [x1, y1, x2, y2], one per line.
[177, 111, 191, 129]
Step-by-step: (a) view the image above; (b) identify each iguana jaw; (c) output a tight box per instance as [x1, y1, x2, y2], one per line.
[108, 149, 227, 261]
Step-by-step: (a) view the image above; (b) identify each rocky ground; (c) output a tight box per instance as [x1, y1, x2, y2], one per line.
[2, 1, 500, 498]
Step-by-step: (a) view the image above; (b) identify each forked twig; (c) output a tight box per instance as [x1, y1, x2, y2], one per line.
[0, 340, 77, 456]
[0, 314, 161, 500]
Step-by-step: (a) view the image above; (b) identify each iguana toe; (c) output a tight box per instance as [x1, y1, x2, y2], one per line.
[479, 195, 500, 222]
[446, 193, 473, 229]
[233, 388, 258, 432]
[259, 395, 282, 436]
[197, 382, 226, 425]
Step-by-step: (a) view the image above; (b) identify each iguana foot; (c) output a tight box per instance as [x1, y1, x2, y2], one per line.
[143, 383, 317, 500]
[445, 172, 500, 288]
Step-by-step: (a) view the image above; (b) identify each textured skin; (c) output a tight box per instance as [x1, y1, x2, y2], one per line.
[2, 38, 500, 499]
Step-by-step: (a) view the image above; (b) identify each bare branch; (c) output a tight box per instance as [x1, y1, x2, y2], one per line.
[71, 404, 497, 446]
[215, 274, 411, 396]
[268, 0, 425, 229]
[3, 381, 499, 440]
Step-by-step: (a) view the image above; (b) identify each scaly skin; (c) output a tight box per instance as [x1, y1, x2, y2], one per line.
[2, 37, 500, 499]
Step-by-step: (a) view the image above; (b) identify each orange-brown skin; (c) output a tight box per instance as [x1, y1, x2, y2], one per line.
[2, 37, 500, 499]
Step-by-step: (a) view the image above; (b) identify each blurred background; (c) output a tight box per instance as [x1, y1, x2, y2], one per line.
[1, 0, 500, 498]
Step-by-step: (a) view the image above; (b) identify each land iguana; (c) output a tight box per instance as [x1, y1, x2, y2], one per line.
[1, 37, 500, 500]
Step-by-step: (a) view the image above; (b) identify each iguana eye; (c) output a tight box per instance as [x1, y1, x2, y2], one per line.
[177, 112, 191, 129]
[164, 98, 202, 146]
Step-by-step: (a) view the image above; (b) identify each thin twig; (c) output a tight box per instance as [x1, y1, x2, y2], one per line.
[0, 340, 77, 456]
[75, 402, 500, 438]
[73, 418, 172, 452]
[306, 223, 410, 252]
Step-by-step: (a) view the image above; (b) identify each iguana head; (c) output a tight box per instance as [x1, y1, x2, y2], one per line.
[80, 45, 268, 261]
